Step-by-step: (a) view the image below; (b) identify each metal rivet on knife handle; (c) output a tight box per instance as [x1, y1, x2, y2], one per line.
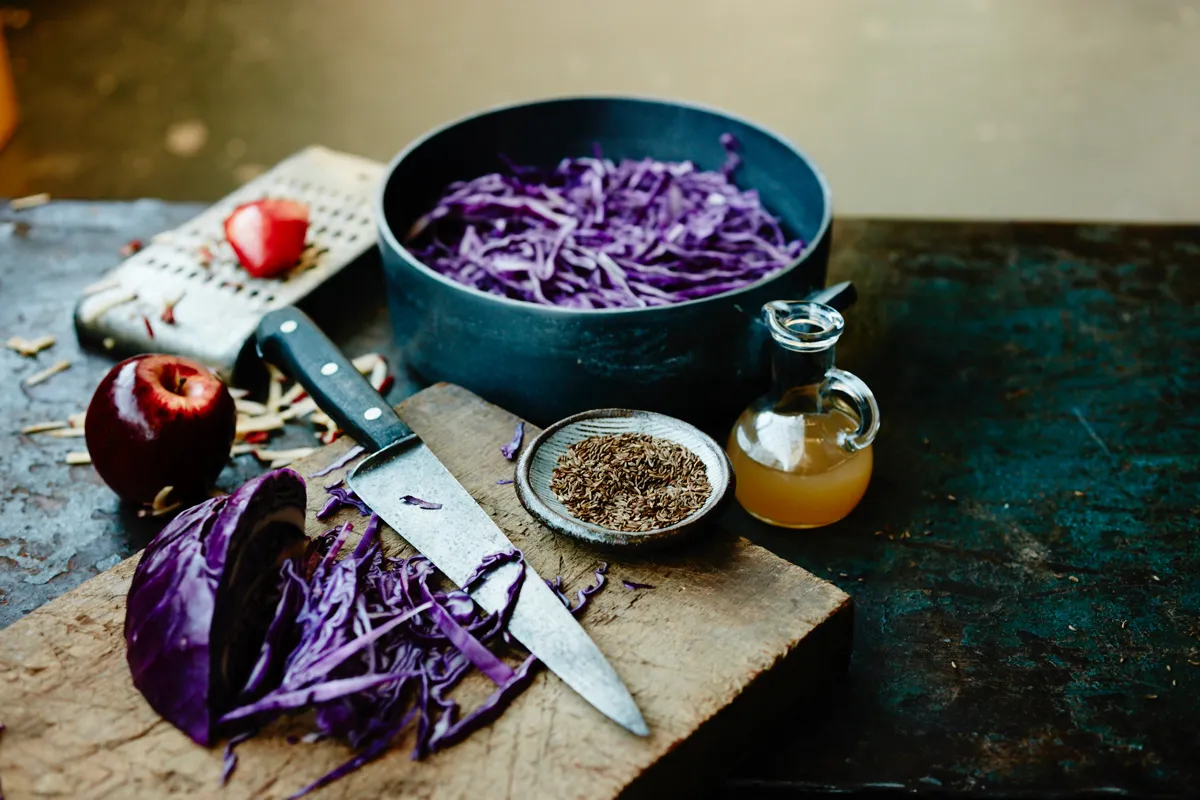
[321, 362, 339, 376]
[279, 320, 297, 333]
[364, 407, 382, 421]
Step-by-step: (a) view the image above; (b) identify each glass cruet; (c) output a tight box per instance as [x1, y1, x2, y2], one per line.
[727, 301, 880, 529]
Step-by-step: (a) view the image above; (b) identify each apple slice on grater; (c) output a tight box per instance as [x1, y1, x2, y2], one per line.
[73, 146, 383, 381]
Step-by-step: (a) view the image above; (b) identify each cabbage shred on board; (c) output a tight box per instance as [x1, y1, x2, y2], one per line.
[406, 134, 805, 309]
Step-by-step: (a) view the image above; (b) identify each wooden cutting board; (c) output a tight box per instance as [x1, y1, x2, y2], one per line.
[0, 384, 852, 799]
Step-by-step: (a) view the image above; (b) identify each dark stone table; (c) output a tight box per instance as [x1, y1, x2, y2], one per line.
[1, 202, 1196, 797]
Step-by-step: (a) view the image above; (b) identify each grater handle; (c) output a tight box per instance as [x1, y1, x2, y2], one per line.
[255, 306, 412, 452]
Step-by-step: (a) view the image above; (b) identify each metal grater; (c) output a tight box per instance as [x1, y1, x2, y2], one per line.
[74, 146, 384, 381]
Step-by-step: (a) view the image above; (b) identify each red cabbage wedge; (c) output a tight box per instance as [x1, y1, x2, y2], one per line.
[124, 468, 309, 746]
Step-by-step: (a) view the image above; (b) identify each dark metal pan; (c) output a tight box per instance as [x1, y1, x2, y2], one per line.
[375, 96, 838, 427]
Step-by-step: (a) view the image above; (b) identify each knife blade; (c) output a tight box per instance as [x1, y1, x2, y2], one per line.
[255, 307, 648, 737]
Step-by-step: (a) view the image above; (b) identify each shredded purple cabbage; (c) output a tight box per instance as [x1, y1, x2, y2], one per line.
[421, 583, 515, 686]
[218, 516, 605, 797]
[406, 135, 804, 309]
[220, 731, 253, 786]
[400, 495, 442, 510]
[499, 421, 524, 461]
[545, 576, 570, 609]
[572, 562, 608, 613]
[316, 484, 372, 520]
[622, 580, 655, 591]
[310, 445, 366, 479]
[463, 548, 524, 591]
[544, 563, 608, 616]
[496, 478, 514, 485]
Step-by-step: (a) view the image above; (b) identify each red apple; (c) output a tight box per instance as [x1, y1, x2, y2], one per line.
[85, 355, 236, 505]
[223, 198, 310, 279]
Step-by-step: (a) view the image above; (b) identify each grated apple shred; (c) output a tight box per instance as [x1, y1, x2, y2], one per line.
[20, 420, 68, 434]
[6, 335, 56, 357]
[139, 486, 182, 518]
[253, 447, 318, 467]
[23, 359, 71, 387]
[9, 192, 50, 211]
[78, 291, 138, 325]
[223, 352, 388, 470]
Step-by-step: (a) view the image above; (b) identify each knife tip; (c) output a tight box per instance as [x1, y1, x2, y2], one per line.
[624, 713, 650, 737]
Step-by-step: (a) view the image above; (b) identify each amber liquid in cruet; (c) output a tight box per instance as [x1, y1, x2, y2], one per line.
[728, 409, 873, 528]
[728, 300, 879, 529]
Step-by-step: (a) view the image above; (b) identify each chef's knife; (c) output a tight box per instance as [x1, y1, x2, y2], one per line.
[256, 307, 648, 737]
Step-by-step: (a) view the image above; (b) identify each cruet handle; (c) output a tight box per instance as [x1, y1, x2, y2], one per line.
[827, 368, 880, 452]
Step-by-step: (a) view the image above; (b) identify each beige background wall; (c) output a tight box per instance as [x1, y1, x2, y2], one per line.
[1, 0, 1197, 221]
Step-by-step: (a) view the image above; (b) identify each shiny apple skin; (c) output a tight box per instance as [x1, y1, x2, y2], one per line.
[85, 354, 237, 505]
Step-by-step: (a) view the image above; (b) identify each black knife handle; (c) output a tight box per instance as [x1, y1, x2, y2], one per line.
[255, 307, 411, 453]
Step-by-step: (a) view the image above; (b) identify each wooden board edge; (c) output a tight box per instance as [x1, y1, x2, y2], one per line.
[619, 593, 855, 799]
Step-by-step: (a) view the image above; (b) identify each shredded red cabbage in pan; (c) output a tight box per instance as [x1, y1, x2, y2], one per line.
[407, 134, 805, 309]
[220, 515, 610, 797]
